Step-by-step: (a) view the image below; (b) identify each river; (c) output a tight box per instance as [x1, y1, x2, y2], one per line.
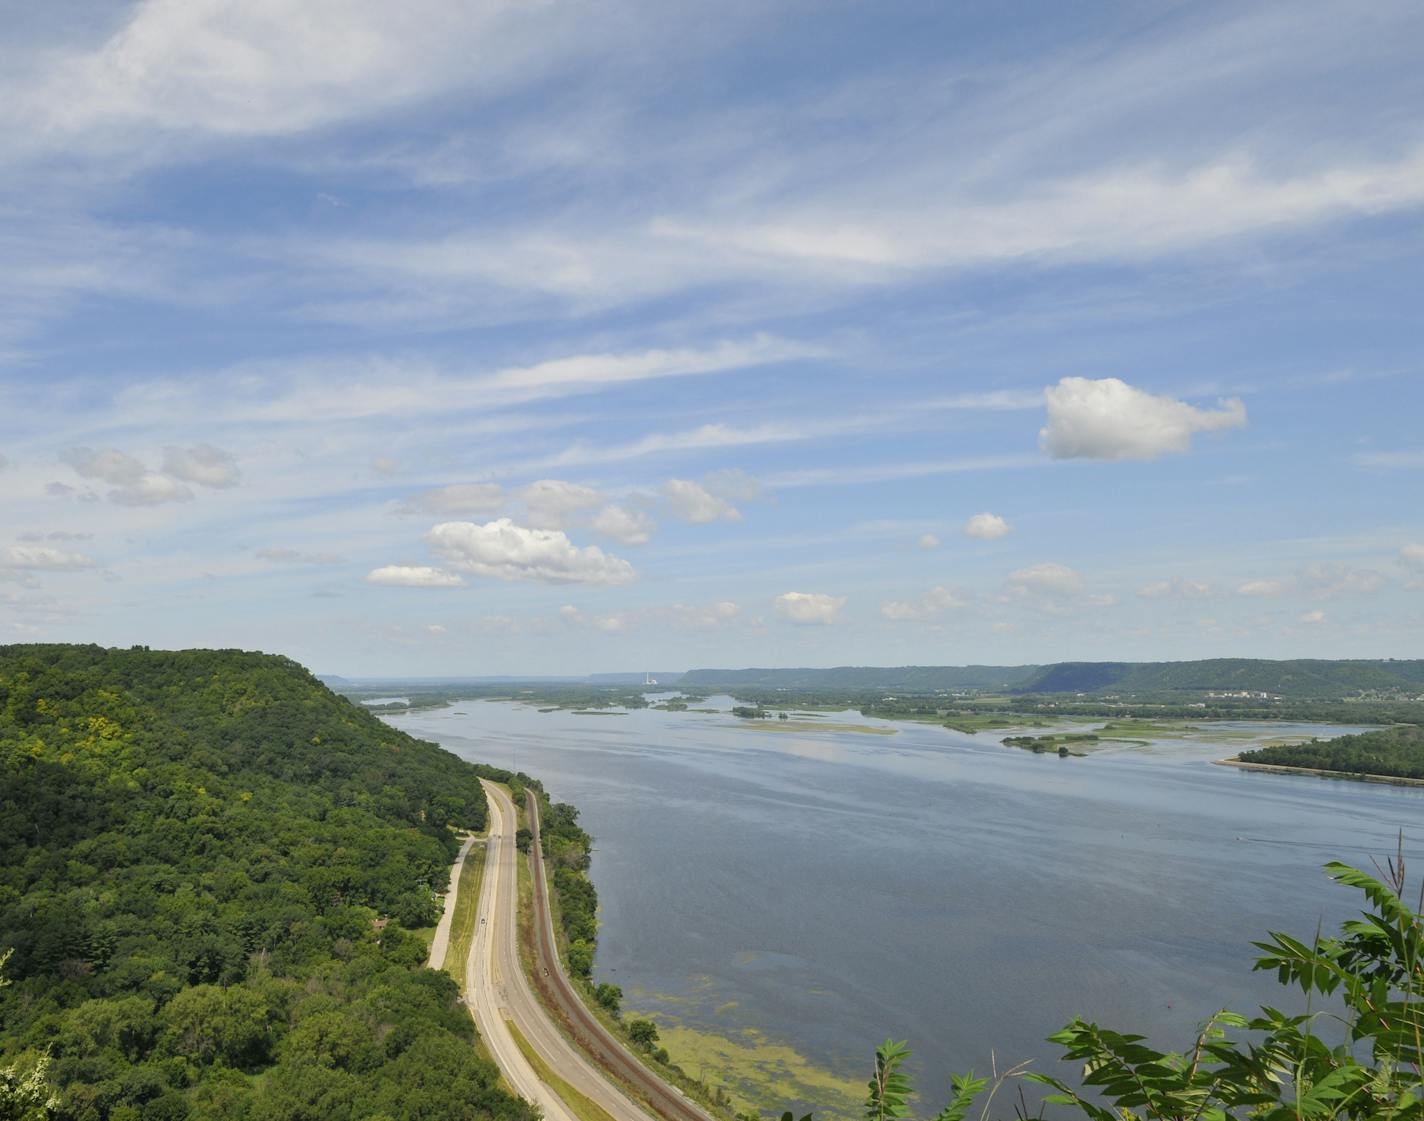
[385, 699, 1424, 1118]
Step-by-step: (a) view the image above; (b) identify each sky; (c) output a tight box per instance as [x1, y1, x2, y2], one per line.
[1, 0, 1422, 676]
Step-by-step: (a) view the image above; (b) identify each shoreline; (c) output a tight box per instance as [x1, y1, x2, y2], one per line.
[1214, 757, 1424, 788]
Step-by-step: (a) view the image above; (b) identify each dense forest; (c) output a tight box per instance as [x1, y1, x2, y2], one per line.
[1237, 722, 1424, 779]
[0, 643, 532, 1121]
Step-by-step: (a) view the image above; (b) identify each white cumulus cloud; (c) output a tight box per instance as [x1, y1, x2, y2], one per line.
[918, 533, 940, 550]
[701, 468, 764, 502]
[1040, 377, 1246, 461]
[1301, 564, 1385, 600]
[964, 512, 1012, 540]
[62, 446, 147, 484]
[427, 518, 635, 584]
[162, 443, 241, 487]
[365, 565, 464, 588]
[1007, 562, 1085, 596]
[520, 479, 603, 529]
[775, 591, 846, 625]
[881, 586, 964, 621]
[397, 482, 505, 516]
[592, 505, 655, 546]
[559, 604, 632, 633]
[1402, 544, 1424, 568]
[2, 545, 96, 571]
[661, 479, 741, 524]
[1237, 579, 1285, 597]
[109, 474, 195, 507]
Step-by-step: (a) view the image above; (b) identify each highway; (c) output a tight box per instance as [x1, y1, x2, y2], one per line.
[522, 791, 719, 1121]
[468, 779, 661, 1121]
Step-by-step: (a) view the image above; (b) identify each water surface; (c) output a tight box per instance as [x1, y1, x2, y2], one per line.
[387, 701, 1423, 1116]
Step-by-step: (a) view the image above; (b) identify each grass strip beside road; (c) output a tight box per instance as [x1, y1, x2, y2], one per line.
[507, 1018, 621, 1121]
[444, 840, 488, 995]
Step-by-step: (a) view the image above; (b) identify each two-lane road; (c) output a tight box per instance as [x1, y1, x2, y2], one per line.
[471, 779, 659, 1121]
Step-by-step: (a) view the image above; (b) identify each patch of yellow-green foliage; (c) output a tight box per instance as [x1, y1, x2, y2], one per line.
[641, 1015, 862, 1121]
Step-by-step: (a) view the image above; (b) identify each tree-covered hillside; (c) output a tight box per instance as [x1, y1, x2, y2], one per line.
[678, 665, 1041, 691]
[0, 643, 532, 1121]
[1018, 657, 1424, 697]
[1238, 722, 1424, 780]
[679, 658, 1424, 699]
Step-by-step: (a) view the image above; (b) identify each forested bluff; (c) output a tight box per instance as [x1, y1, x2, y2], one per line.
[0, 643, 530, 1121]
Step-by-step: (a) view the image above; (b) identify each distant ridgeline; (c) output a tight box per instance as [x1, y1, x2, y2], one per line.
[680, 658, 1424, 699]
[0, 643, 533, 1121]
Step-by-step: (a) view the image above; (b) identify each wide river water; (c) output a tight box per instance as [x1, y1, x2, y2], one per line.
[386, 700, 1424, 1117]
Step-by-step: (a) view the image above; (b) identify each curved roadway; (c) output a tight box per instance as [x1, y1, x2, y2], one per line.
[521, 789, 719, 1121]
[471, 780, 660, 1121]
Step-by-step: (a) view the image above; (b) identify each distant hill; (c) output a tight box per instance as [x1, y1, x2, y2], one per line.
[681, 659, 1424, 698]
[680, 665, 1041, 691]
[587, 671, 685, 684]
[1016, 658, 1424, 697]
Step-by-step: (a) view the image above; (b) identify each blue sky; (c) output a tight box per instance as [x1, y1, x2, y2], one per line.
[1, 0, 1422, 675]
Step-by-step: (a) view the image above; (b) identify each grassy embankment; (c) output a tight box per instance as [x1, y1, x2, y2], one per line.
[442, 840, 488, 994]
[506, 1019, 619, 1121]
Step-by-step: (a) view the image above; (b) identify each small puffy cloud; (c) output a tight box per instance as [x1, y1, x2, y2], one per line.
[1301, 564, 1385, 600]
[1137, 578, 1213, 600]
[162, 444, 241, 488]
[964, 512, 1012, 540]
[109, 474, 195, 506]
[775, 591, 846, 625]
[560, 604, 632, 632]
[661, 479, 741, 524]
[918, 533, 940, 550]
[1402, 544, 1424, 568]
[702, 468, 764, 502]
[398, 482, 504, 516]
[1237, 579, 1285, 597]
[592, 504, 655, 546]
[61, 446, 146, 484]
[669, 601, 741, 630]
[255, 547, 345, 565]
[366, 565, 465, 588]
[520, 479, 604, 529]
[1008, 562, 1085, 596]
[427, 519, 635, 584]
[60, 446, 201, 505]
[881, 586, 964, 621]
[2, 545, 96, 570]
[1040, 377, 1247, 461]
[426, 624, 447, 635]
[1300, 610, 1327, 624]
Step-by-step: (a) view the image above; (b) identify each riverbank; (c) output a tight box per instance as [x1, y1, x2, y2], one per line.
[1214, 757, 1424, 788]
